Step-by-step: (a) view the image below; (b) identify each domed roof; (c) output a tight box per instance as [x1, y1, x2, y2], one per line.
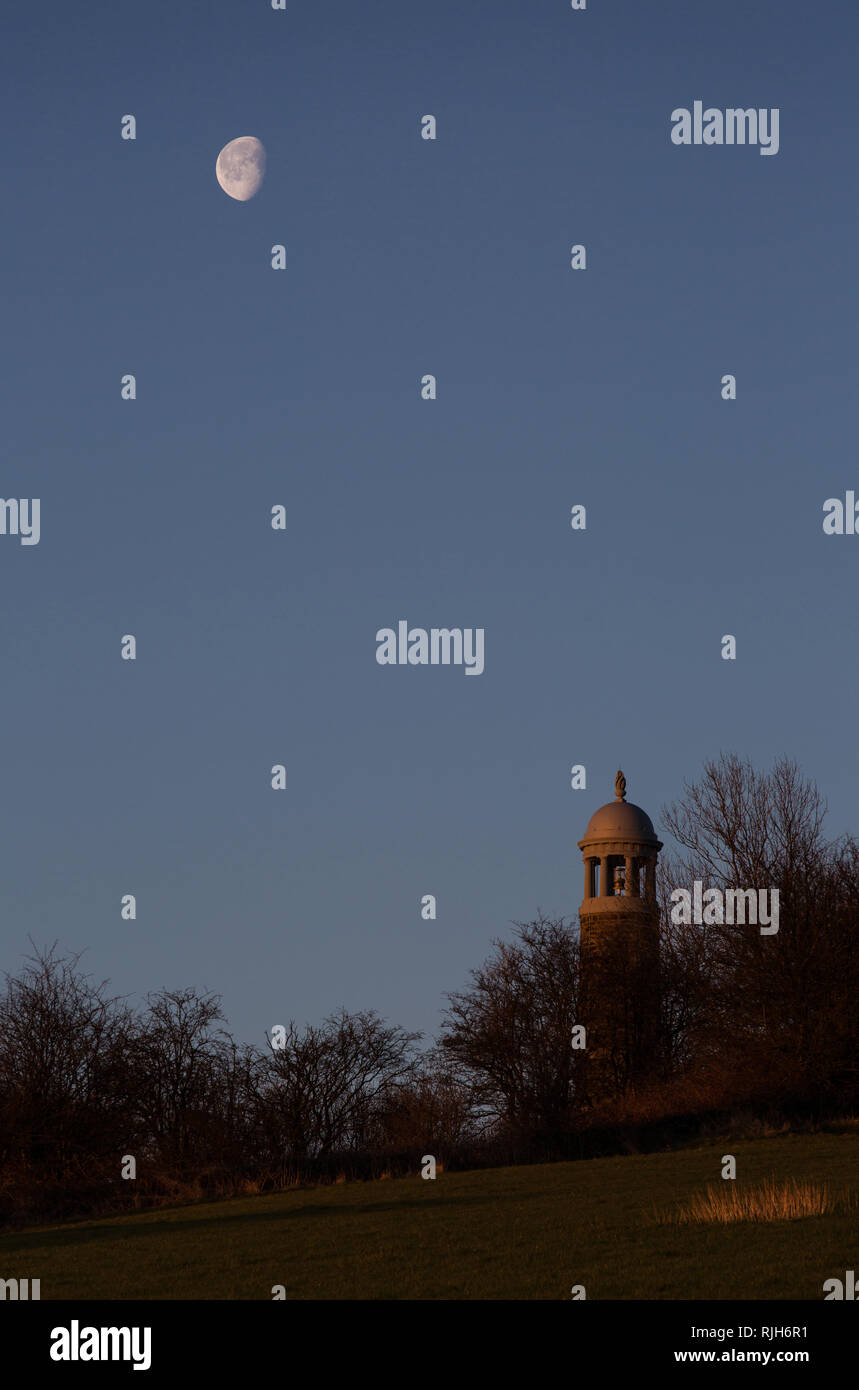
[578, 770, 660, 846]
[583, 799, 657, 842]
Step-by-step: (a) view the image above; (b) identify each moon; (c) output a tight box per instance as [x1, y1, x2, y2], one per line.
[216, 136, 266, 202]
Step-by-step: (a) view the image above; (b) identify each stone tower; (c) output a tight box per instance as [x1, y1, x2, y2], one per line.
[578, 771, 663, 1100]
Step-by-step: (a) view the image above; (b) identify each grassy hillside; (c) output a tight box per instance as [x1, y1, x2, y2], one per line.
[2, 1133, 856, 1299]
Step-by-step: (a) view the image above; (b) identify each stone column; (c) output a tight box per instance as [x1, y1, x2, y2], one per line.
[645, 858, 656, 902]
[600, 856, 611, 897]
[625, 855, 638, 897]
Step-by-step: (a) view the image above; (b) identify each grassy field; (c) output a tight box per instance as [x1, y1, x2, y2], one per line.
[2, 1133, 856, 1299]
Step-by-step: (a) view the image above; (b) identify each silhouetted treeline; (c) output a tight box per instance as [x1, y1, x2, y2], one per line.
[0, 954, 468, 1225]
[2, 754, 857, 1227]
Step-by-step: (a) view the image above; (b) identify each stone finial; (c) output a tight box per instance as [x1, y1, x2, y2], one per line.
[614, 769, 627, 802]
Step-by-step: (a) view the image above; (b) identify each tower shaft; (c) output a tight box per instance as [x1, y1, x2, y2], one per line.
[577, 773, 662, 1101]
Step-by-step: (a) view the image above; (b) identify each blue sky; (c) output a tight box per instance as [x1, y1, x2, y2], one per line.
[1, 0, 855, 1048]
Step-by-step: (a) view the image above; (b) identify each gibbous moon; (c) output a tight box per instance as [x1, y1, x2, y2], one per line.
[216, 136, 266, 202]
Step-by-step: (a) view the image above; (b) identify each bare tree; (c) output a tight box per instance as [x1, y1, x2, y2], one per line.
[661, 753, 859, 1103]
[370, 1052, 478, 1155]
[0, 943, 136, 1196]
[132, 987, 232, 1170]
[439, 916, 580, 1142]
[257, 1008, 421, 1162]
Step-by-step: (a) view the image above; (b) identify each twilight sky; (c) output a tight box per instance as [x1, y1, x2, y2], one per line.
[1, 0, 856, 1049]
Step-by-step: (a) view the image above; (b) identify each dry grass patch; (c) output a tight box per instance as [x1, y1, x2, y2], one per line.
[659, 1178, 855, 1226]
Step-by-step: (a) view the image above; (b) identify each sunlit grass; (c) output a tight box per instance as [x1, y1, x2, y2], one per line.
[659, 1178, 855, 1226]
